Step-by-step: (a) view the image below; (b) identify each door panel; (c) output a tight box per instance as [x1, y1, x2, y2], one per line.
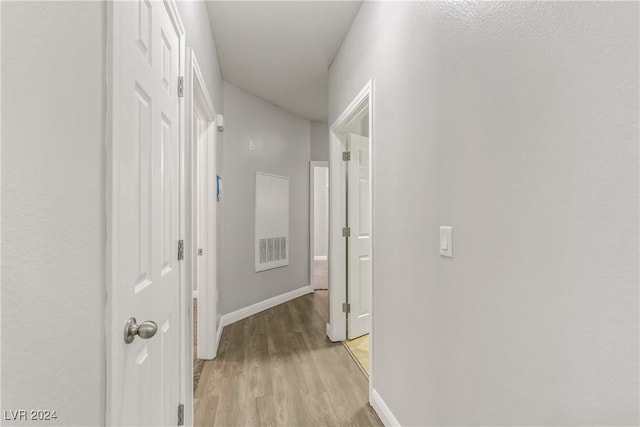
[347, 133, 371, 339]
[110, 1, 182, 425]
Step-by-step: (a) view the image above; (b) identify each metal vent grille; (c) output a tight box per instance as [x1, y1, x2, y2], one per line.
[258, 237, 287, 264]
[267, 238, 274, 262]
[259, 239, 267, 264]
[280, 237, 287, 259]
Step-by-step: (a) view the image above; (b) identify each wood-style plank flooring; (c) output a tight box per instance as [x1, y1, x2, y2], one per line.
[345, 334, 370, 375]
[194, 291, 382, 427]
[314, 260, 328, 290]
[194, 299, 204, 391]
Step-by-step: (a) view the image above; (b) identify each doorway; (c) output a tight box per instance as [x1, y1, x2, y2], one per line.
[310, 161, 329, 291]
[328, 81, 374, 387]
[187, 49, 218, 398]
[343, 126, 370, 375]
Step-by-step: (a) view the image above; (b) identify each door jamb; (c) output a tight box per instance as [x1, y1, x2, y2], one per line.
[187, 47, 218, 352]
[327, 80, 374, 400]
[184, 48, 218, 424]
[309, 160, 329, 290]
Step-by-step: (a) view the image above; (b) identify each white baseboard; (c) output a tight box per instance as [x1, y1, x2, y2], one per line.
[314, 255, 327, 261]
[212, 319, 224, 358]
[325, 322, 343, 342]
[192, 290, 199, 299]
[220, 285, 314, 328]
[370, 389, 400, 427]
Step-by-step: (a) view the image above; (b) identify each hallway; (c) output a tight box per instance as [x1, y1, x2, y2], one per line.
[2, 1, 638, 426]
[194, 291, 381, 426]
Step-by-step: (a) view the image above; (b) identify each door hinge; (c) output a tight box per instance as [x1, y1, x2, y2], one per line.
[178, 76, 184, 98]
[177, 403, 184, 426]
[342, 302, 351, 313]
[342, 227, 351, 237]
[177, 240, 184, 261]
[342, 151, 351, 161]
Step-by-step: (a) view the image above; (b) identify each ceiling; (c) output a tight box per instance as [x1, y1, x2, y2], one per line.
[206, 1, 363, 122]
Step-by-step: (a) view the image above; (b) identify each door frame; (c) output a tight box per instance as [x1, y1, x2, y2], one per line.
[327, 80, 374, 399]
[184, 47, 218, 423]
[187, 47, 218, 358]
[105, 1, 186, 425]
[309, 160, 329, 290]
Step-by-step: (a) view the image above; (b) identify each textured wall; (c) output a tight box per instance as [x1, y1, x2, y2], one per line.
[313, 167, 329, 258]
[220, 82, 310, 315]
[177, 0, 225, 327]
[330, 2, 639, 425]
[178, 1, 223, 114]
[1, 2, 106, 425]
[310, 121, 329, 161]
[178, 0, 224, 176]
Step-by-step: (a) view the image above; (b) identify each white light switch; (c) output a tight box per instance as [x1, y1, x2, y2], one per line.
[249, 140, 255, 151]
[441, 238, 448, 250]
[440, 226, 453, 257]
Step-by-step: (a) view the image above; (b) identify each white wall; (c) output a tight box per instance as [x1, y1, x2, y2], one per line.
[1, 2, 106, 425]
[330, 2, 639, 426]
[176, 0, 224, 327]
[313, 167, 329, 259]
[177, 0, 223, 176]
[177, 1, 223, 114]
[310, 121, 329, 161]
[1, 2, 225, 424]
[220, 82, 310, 315]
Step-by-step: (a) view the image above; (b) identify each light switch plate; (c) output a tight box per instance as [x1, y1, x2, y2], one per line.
[440, 226, 453, 257]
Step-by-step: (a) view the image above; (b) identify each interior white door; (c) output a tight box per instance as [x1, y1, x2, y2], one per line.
[347, 133, 371, 339]
[109, 1, 182, 425]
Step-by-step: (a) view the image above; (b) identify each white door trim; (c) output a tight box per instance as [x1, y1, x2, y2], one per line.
[105, 1, 186, 425]
[187, 47, 217, 359]
[184, 47, 218, 426]
[328, 80, 375, 401]
[309, 160, 328, 290]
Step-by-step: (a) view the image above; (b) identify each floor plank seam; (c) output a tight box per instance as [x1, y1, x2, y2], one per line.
[194, 292, 382, 427]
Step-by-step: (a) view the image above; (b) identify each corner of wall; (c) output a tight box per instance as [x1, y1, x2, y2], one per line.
[370, 389, 401, 427]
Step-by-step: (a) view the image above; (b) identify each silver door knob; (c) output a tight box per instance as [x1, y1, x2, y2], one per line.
[123, 317, 157, 344]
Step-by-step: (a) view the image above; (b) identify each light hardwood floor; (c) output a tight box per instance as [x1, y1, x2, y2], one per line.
[345, 334, 369, 375]
[194, 299, 204, 391]
[194, 290, 382, 427]
[314, 260, 328, 290]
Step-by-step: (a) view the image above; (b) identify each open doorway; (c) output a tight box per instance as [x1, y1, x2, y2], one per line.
[310, 161, 329, 291]
[342, 120, 370, 376]
[328, 81, 374, 384]
[187, 49, 218, 398]
[344, 128, 370, 339]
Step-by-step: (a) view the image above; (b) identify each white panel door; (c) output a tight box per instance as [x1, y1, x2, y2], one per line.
[109, 1, 182, 425]
[347, 133, 371, 339]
